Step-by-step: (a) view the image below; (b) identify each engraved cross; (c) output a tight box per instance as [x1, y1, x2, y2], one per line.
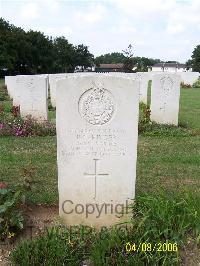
[84, 159, 109, 199]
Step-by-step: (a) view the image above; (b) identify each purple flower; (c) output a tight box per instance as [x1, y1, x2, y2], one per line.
[0, 123, 4, 130]
[0, 182, 7, 189]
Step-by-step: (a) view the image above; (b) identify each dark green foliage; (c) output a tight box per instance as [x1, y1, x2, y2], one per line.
[48, 100, 55, 111]
[139, 102, 151, 125]
[122, 44, 135, 72]
[193, 79, 200, 88]
[187, 45, 200, 72]
[186, 59, 193, 70]
[134, 57, 161, 72]
[0, 183, 24, 240]
[0, 18, 94, 76]
[0, 84, 9, 101]
[95, 52, 161, 72]
[95, 52, 126, 65]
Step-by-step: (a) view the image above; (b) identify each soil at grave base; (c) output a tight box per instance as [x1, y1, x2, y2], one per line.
[0, 205, 199, 265]
[180, 241, 200, 266]
[0, 204, 59, 265]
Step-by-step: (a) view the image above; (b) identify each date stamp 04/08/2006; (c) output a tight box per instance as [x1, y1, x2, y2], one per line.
[125, 242, 178, 253]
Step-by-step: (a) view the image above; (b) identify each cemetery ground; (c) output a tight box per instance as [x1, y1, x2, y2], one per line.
[0, 79, 200, 265]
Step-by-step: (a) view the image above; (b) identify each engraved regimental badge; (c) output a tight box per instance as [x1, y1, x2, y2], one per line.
[160, 76, 173, 94]
[78, 82, 115, 125]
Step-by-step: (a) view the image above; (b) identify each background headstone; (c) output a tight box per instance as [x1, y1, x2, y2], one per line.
[56, 75, 139, 227]
[19, 76, 48, 121]
[151, 73, 181, 125]
[5, 76, 17, 99]
[136, 72, 150, 104]
[49, 73, 69, 107]
[179, 72, 199, 85]
[13, 76, 24, 106]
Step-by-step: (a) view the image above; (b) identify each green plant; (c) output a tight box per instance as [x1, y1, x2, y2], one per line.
[0, 183, 24, 240]
[140, 122, 192, 137]
[0, 85, 9, 101]
[11, 226, 91, 265]
[193, 79, 200, 88]
[138, 102, 151, 133]
[48, 100, 56, 111]
[11, 192, 200, 265]
[0, 162, 39, 240]
[0, 106, 56, 137]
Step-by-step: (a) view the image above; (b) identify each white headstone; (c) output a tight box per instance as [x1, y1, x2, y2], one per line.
[49, 73, 69, 107]
[4, 76, 17, 99]
[56, 75, 139, 227]
[15, 76, 48, 121]
[136, 72, 149, 104]
[180, 72, 199, 85]
[38, 74, 49, 98]
[151, 73, 181, 125]
[13, 76, 24, 106]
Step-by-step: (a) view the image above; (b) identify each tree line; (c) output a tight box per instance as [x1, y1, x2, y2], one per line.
[187, 46, 200, 72]
[0, 18, 94, 76]
[95, 51, 161, 72]
[1, 17, 199, 76]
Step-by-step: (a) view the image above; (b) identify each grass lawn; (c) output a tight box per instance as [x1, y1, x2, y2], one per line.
[0, 135, 199, 205]
[1, 78, 200, 265]
[179, 87, 200, 129]
[0, 79, 200, 204]
[0, 78, 4, 87]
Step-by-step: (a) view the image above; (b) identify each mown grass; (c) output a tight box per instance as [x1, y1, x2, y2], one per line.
[0, 79, 200, 204]
[0, 135, 200, 205]
[0, 136, 57, 204]
[0, 78, 4, 86]
[0, 78, 200, 265]
[179, 87, 200, 129]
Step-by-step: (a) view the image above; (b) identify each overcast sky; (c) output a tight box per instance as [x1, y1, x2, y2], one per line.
[1, 0, 200, 62]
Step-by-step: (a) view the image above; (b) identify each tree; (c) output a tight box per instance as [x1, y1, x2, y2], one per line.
[0, 18, 25, 75]
[95, 52, 125, 65]
[94, 48, 161, 72]
[26, 30, 54, 74]
[0, 18, 94, 76]
[74, 44, 94, 71]
[186, 59, 193, 70]
[53, 37, 75, 73]
[166, 61, 179, 63]
[122, 44, 135, 72]
[191, 45, 200, 72]
[134, 57, 161, 72]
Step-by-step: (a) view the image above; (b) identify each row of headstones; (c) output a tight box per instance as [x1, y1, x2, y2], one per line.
[55, 73, 198, 227]
[4, 72, 199, 125]
[4, 72, 199, 227]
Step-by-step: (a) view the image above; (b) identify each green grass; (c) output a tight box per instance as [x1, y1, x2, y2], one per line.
[179, 88, 200, 129]
[0, 81, 200, 204]
[0, 136, 57, 204]
[136, 136, 200, 196]
[0, 78, 4, 86]
[0, 135, 199, 205]
[11, 192, 200, 265]
[148, 82, 200, 129]
[1, 78, 199, 265]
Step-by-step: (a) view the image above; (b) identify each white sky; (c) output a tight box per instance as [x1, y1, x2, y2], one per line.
[1, 0, 200, 62]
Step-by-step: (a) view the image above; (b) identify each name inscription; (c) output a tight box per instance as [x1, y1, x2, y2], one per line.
[60, 128, 127, 158]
